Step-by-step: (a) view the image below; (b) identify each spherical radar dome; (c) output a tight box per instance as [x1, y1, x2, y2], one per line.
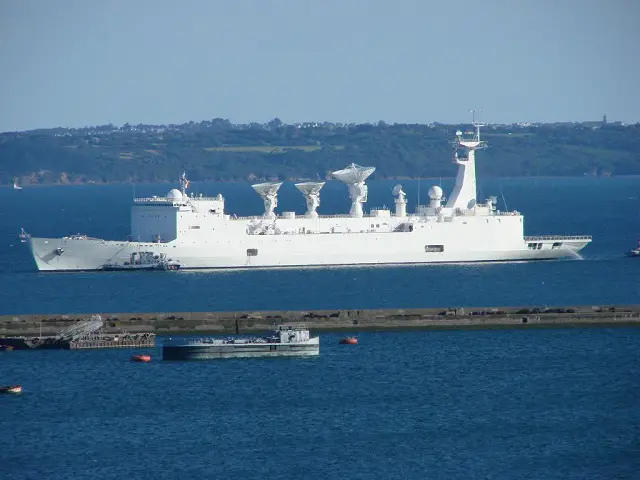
[428, 185, 443, 200]
[167, 188, 183, 201]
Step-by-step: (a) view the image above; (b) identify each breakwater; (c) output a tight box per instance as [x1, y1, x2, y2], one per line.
[1, 305, 639, 336]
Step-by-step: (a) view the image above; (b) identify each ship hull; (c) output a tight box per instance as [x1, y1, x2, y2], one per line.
[163, 343, 320, 360]
[163, 336, 320, 360]
[29, 234, 590, 272]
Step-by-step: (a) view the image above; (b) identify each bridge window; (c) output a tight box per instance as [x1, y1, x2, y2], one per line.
[247, 248, 258, 257]
[425, 245, 444, 253]
[528, 243, 536, 250]
[552, 242, 562, 249]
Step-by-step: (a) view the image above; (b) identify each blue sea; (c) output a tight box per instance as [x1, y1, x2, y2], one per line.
[2, 328, 639, 479]
[1, 177, 640, 479]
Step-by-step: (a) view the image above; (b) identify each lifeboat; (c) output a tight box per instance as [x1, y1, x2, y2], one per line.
[131, 354, 152, 362]
[0, 385, 22, 394]
[339, 337, 358, 345]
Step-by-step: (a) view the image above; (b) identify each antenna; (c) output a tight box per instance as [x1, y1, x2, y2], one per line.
[295, 182, 325, 218]
[331, 163, 375, 217]
[500, 187, 509, 211]
[252, 181, 283, 219]
[469, 108, 482, 125]
[393, 184, 407, 217]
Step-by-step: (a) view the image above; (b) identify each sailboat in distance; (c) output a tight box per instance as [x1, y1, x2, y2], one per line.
[13, 178, 22, 190]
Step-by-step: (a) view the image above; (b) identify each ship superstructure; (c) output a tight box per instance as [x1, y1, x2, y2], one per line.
[28, 124, 592, 271]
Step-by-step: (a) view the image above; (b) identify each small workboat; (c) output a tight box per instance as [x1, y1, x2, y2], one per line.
[625, 241, 640, 258]
[18, 228, 30, 243]
[103, 251, 180, 271]
[163, 324, 319, 360]
[339, 337, 358, 345]
[131, 354, 152, 362]
[0, 385, 22, 394]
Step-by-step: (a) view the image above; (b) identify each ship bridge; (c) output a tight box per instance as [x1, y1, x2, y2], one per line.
[131, 173, 226, 242]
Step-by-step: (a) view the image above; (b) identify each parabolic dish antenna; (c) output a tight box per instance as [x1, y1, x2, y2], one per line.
[252, 182, 283, 197]
[252, 182, 282, 219]
[392, 184, 404, 196]
[294, 182, 325, 196]
[331, 163, 375, 184]
[295, 181, 325, 218]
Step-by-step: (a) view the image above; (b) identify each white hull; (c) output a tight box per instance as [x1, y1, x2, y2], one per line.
[29, 233, 590, 272]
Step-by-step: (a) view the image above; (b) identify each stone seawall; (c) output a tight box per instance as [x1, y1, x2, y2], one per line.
[1, 305, 639, 336]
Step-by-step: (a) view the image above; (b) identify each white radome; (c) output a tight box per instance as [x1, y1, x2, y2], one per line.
[428, 185, 443, 200]
[26, 123, 592, 271]
[166, 189, 183, 201]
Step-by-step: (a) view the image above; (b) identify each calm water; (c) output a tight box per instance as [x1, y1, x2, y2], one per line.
[0, 177, 638, 314]
[2, 328, 639, 480]
[1, 178, 639, 479]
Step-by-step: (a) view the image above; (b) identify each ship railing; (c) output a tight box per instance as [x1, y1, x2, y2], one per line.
[134, 196, 221, 203]
[162, 336, 218, 345]
[524, 235, 592, 241]
[229, 211, 527, 221]
[275, 323, 309, 331]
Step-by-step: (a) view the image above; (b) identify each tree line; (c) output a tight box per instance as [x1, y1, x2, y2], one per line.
[1, 118, 638, 185]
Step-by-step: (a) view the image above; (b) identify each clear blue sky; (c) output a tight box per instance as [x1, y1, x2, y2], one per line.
[1, 0, 638, 132]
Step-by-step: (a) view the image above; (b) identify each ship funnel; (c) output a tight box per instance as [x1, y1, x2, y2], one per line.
[295, 182, 325, 218]
[331, 163, 375, 218]
[252, 182, 283, 219]
[392, 184, 407, 217]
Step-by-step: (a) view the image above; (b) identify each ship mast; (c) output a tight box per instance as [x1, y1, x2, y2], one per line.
[180, 171, 190, 197]
[445, 111, 488, 211]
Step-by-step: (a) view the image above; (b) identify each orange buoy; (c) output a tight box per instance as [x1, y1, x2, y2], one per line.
[131, 354, 151, 362]
[339, 337, 358, 345]
[0, 385, 22, 394]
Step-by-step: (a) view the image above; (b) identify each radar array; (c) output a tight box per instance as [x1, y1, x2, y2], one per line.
[295, 182, 325, 218]
[252, 182, 283, 219]
[331, 163, 376, 218]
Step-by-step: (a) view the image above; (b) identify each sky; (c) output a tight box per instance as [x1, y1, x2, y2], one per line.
[1, 0, 638, 132]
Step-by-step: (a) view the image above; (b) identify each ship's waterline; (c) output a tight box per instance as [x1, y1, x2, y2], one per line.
[27, 123, 591, 272]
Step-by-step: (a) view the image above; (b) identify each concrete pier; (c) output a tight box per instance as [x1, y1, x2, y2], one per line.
[1, 305, 639, 336]
[0, 333, 156, 350]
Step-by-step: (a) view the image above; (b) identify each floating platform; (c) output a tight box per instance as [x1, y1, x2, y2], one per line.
[163, 325, 319, 360]
[0, 333, 155, 350]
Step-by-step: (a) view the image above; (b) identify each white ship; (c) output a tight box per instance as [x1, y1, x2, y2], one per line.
[28, 123, 591, 271]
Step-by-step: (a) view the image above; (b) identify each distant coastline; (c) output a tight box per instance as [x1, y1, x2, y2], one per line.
[2, 118, 638, 185]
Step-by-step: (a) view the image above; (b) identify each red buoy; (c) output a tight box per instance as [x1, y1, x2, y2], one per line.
[131, 354, 151, 362]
